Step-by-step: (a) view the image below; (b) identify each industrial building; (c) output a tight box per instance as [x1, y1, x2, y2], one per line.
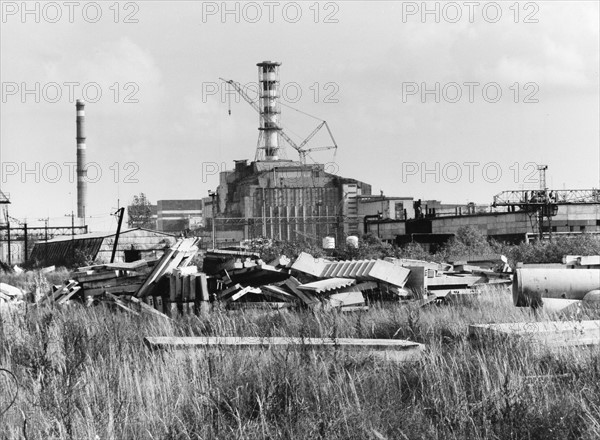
[205, 62, 599, 249]
[207, 159, 371, 245]
[366, 193, 600, 246]
[127, 199, 203, 234]
[207, 61, 371, 246]
[157, 199, 203, 233]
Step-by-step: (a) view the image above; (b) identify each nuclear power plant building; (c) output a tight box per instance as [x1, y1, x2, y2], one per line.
[208, 159, 371, 244]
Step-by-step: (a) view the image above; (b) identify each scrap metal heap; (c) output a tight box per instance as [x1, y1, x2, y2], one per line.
[10, 239, 517, 316]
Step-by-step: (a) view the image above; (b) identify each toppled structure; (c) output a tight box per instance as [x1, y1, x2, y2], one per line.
[37, 238, 201, 317]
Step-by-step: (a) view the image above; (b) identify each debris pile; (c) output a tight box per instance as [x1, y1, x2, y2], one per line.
[26, 240, 515, 316]
[36, 238, 200, 317]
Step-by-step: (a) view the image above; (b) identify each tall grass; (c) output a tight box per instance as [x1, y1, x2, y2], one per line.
[2, 287, 600, 439]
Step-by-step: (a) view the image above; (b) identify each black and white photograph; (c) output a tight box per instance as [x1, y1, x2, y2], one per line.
[1, 1, 599, 438]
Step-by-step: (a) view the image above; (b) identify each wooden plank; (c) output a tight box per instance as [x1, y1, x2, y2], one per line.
[228, 302, 296, 310]
[228, 286, 260, 303]
[199, 300, 210, 314]
[56, 286, 82, 305]
[104, 260, 148, 271]
[169, 274, 177, 301]
[168, 302, 178, 318]
[143, 336, 424, 361]
[135, 242, 181, 297]
[219, 286, 261, 304]
[150, 246, 180, 280]
[80, 275, 147, 289]
[72, 270, 120, 283]
[188, 274, 197, 301]
[127, 295, 171, 320]
[104, 293, 140, 316]
[198, 273, 209, 301]
[49, 280, 78, 302]
[340, 306, 370, 312]
[163, 251, 187, 275]
[182, 274, 190, 301]
[155, 296, 164, 314]
[173, 266, 198, 277]
[83, 283, 141, 296]
[184, 302, 195, 315]
[145, 296, 155, 309]
[77, 264, 107, 272]
[217, 284, 242, 300]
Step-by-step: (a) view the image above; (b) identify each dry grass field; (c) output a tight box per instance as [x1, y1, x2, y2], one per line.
[2, 279, 600, 440]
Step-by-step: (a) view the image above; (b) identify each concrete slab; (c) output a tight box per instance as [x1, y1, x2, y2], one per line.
[368, 260, 410, 287]
[469, 320, 600, 347]
[290, 252, 330, 277]
[144, 336, 424, 362]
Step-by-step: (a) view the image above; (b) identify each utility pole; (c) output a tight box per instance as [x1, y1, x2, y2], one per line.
[23, 222, 28, 263]
[6, 218, 10, 266]
[208, 190, 217, 249]
[42, 218, 49, 263]
[110, 207, 125, 263]
[71, 211, 75, 261]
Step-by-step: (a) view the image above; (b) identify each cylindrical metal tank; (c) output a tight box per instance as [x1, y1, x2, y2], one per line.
[346, 236, 359, 248]
[513, 268, 600, 307]
[322, 236, 335, 249]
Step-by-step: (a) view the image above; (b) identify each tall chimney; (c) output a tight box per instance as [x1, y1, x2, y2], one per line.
[257, 61, 282, 161]
[76, 99, 86, 220]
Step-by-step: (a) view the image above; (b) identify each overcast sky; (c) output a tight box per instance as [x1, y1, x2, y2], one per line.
[1, 1, 598, 231]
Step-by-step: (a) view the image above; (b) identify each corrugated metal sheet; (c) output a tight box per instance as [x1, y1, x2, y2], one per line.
[29, 237, 104, 266]
[321, 259, 410, 288]
[29, 228, 177, 266]
[298, 278, 356, 293]
[291, 255, 411, 288]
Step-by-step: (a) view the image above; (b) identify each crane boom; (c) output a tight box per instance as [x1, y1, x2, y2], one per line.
[220, 78, 260, 113]
[221, 77, 301, 153]
[493, 189, 600, 207]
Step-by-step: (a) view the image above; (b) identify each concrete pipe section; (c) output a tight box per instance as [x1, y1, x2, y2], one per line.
[513, 268, 600, 308]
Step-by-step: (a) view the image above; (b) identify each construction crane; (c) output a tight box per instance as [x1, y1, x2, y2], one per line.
[492, 165, 600, 240]
[220, 78, 338, 164]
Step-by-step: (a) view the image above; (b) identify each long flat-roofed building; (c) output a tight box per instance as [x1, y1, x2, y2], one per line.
[156, 199, 203, 233]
